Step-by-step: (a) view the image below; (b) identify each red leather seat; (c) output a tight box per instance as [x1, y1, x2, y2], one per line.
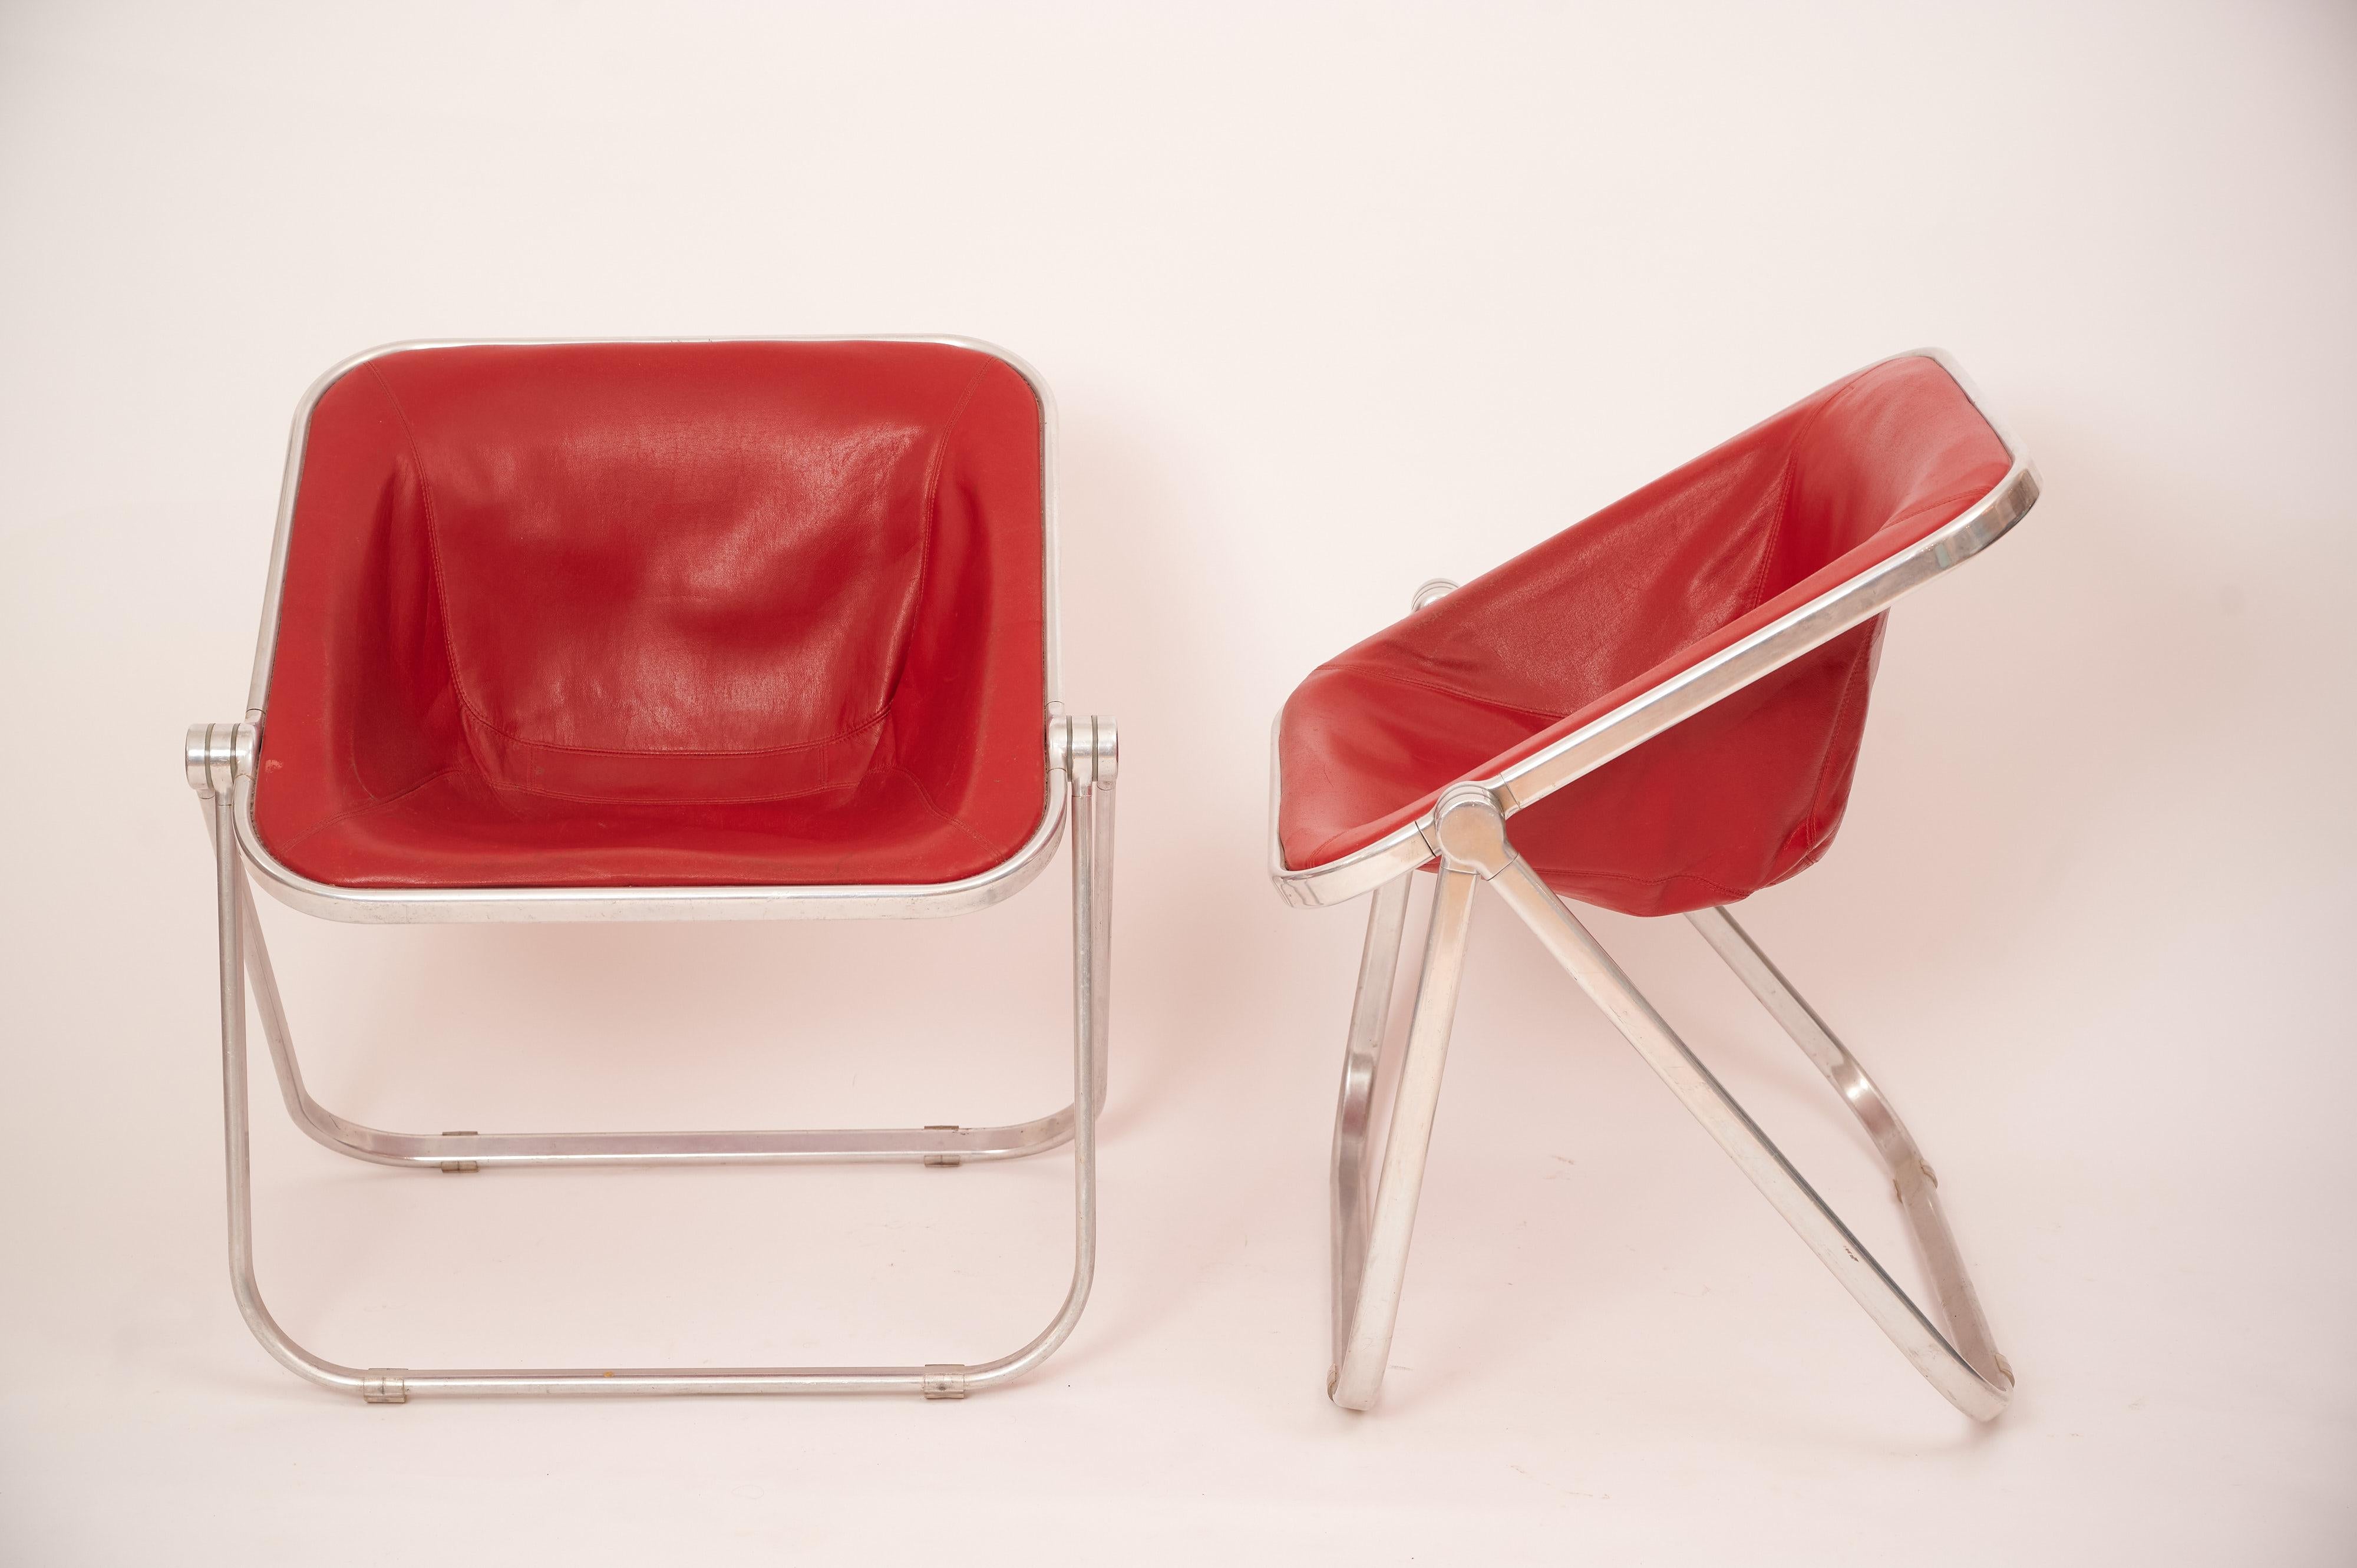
[253, 341, 1048, 890]
[1276, 354, 2013, 916]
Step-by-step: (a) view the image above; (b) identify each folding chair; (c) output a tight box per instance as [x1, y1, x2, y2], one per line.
[1270, 350, 2034, 1418]
[185, 337, 1115, 1402]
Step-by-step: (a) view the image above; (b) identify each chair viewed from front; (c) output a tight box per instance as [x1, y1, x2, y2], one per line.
[1271, 350, 2034, 1418]
[186, 336, 1115, 1403]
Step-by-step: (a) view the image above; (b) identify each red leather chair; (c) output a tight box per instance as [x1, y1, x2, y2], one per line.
[1272, 351, 2033, 1418]
[186, 338, 1115, 1402]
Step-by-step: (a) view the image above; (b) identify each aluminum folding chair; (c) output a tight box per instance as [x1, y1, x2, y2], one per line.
[185, 337, 1115, 1402]
[1270, 350, 2035, 1418]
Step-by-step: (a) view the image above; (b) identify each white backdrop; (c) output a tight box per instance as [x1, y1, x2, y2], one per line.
[3, 2, 2352, 1562]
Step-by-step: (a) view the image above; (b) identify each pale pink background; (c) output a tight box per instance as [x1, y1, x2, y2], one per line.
[3, 2, 2352, 1562]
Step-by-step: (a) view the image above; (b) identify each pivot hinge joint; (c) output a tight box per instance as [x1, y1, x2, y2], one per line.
[1051, 714, 1120, 787]
[183, 721, 258, 797]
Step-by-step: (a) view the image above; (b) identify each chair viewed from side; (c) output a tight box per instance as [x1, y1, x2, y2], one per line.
[186, 337, 1116, 1402]
[1270, 350, 2035, 1418]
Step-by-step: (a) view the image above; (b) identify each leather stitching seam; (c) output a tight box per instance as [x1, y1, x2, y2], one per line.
[468, 771, 866, 808]
[1530, 864, 1752, 902]
[457, 704, 890, 760]
[1313, 662, 1569, 724]
[896, 767, 999, 858]
[271, 766, 464, 854]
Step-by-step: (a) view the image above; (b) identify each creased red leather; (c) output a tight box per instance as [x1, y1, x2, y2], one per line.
[1277, 355, 2011, 916]
[253, 341, 1047, 889]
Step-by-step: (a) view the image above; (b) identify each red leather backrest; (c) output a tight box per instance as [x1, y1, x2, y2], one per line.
[269, 340, 1041, 808]
[1775, 355, 2014, 601]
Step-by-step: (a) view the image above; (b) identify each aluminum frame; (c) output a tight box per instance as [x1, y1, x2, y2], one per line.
[1289, 350, 2031, 1418]
[187, 337, 1117, 1400]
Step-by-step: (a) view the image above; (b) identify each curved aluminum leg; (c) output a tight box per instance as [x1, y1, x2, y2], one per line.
[1331, 873, 1413, 1369]
[1484, 849, 2012, 1420]
[960, 755, 1107, 1393]
[210, 788, 374, 1398]
[199, 742, 1113, 1401]
[1329, 866, 1477, 1411]
[1685, 905, 2011, 1395]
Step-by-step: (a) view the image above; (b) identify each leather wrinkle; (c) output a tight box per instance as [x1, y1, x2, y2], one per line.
[368, 364, 488, 790]
[886, 359, 994, 725]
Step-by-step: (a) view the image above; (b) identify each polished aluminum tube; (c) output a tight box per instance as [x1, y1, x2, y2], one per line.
[1330, 874, 1412, 1368]
[1685, 905, 2011, 1394]
[1329, 866, 1476, 1411]
[1487, 854, 2012, 1421]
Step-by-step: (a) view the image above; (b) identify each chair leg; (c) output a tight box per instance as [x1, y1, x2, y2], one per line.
[1481, 848, 2014, 1420]
[210, 787, 365, 1397]
[1329, 865, 1478, 1411]
[197, 744, 1113, 1401]
[1329, 873, 1412, 1371]
[1684, 905, 2011, 1393]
